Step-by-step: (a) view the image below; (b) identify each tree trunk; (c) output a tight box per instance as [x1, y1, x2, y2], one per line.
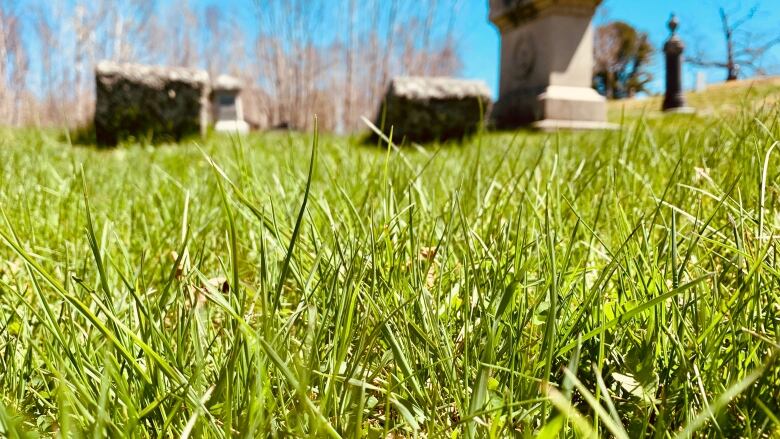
[720, 8, 738, 81]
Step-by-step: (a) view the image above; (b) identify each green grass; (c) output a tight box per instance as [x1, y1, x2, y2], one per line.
[1, 88, 780, 437]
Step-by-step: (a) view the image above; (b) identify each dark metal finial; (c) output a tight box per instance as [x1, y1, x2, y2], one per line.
[668, 14, 679, 35]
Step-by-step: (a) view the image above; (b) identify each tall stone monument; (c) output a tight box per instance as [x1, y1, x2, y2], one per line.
[662, 15, 693, 113]
[489, 0, 612, 130]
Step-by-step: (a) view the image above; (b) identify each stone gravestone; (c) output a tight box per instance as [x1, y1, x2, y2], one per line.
[211, 75, 250, 134]
[695, 72, 707, 93]
[95, 61, 210, 145]
[489, 0, 613, 130]
[375, 76, 492, 143]
[662, 15, 694, 113]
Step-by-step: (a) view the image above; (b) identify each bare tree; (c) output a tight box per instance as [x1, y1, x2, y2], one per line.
[3, 0, 462, 132]
[690, 2, 780, 81]
[0, 0, 29, 126]
[250, 0, 461, 132]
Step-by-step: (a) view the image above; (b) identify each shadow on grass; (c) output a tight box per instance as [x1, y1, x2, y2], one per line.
[62, 123, 206, 148]
[358, 124, 550, 151]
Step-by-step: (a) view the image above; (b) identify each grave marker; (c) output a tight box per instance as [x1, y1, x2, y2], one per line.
[662, 15, 694, 113]
[212, 75, 249, 134]
[375, 77, 492, 143]
[95, 61, 210, 145]
[489, 0, 613, 130]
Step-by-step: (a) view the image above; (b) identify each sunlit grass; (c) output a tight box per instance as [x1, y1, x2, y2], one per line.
[1, 96, 780, 437]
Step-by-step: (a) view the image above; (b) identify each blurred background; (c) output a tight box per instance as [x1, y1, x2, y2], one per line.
[0, 0, 778, 132]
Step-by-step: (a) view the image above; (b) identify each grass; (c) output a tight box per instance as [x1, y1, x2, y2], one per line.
[1, 83, 780, 437]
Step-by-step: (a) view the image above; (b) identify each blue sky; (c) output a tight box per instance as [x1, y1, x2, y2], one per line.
[456, 0, 780, 98]
[16, 0, 780, 100]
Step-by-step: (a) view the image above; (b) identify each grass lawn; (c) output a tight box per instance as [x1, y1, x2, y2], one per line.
[1, 81, 780, 437]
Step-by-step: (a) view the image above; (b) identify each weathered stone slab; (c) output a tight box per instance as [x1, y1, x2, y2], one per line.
[375, 77, 492, 143]
[95, 61, 210, 145]
[489, 0, 615, 130]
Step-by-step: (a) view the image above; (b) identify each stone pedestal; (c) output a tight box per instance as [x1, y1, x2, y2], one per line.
[489, 0, 614, 130]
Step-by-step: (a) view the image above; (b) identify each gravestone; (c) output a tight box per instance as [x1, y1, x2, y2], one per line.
[95, 61, 210, 145]
[375, 77, 492, 143]
[211, 75, 250, 134]
[662, 15, 694, 113]
[489, 0, 613, 130]
[695, 72, 707, 93]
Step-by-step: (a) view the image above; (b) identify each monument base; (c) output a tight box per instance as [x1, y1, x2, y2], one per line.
[533, 119, 618, 131]
[663, 107, 695, 114]
[215, 120, 250, 134]
[492, 85, 613, 131]
[539, 86, 607, 123]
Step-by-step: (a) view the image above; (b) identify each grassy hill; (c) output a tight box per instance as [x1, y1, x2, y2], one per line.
[1, 80, 780, 437]
[609, 76, 780, 117]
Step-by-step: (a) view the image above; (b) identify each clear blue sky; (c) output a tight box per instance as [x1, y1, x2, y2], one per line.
[456, 0, 780, 98]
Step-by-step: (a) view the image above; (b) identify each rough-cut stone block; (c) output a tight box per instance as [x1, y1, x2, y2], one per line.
[95, 61, 210, 145]
[376, 77, 492, 143]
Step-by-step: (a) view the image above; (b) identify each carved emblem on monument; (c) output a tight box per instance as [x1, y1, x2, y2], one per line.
[512, 34, 535, 82]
